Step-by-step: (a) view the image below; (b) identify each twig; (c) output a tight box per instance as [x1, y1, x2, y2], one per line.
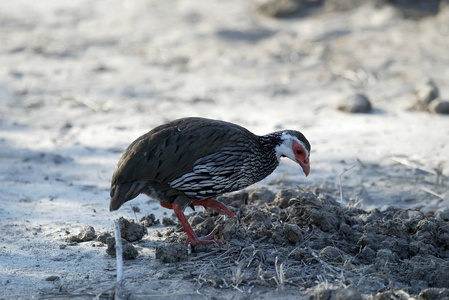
[421, 187, 445, 199]
[391, 156, 436, 175]
[274, 256, 285, 292]
[61, 92, 105, 112]
[339, 165, 356, 203]
[190, 248, 221, 261]
[114, 220, 125, 300]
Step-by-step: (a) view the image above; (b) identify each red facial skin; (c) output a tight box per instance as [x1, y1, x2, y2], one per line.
[292, 140, 310, 176]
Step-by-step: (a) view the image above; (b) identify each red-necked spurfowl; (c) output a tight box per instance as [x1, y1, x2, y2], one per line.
[110, 117, 310, 246]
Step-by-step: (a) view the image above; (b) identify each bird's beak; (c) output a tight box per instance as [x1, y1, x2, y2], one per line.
[299, 159, 310, 177]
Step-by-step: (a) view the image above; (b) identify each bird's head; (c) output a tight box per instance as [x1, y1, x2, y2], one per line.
[275, 131, 311, 177]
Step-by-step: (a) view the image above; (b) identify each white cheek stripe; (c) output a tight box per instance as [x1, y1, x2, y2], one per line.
[275, 143, 295, 161]
[276, 133, 309, 161]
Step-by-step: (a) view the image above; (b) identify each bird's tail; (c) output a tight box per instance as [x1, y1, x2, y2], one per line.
[109, 181, 147, 211]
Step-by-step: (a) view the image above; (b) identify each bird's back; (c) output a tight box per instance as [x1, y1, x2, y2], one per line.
[110, 117, 258, 211]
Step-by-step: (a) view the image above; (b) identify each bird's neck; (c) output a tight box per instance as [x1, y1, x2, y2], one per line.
[259, 131, 285, 161]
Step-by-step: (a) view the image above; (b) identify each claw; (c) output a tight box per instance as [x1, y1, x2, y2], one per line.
[184, 225, 221, 246]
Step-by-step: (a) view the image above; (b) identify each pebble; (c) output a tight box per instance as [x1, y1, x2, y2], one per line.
[336, 93, 372, 113]
[250, 0, 301, 18]
[77, 225, 96, 242]
[105, 237, 138, 260]
[64, 225, 96, 243]
[140, 213, 159, 227]
[45, 275, 60, 281]
[319, 246, 343, 262]
[283, 223, 303, 244]
[97, 232, 112, 244]
[429, 99, 449, 114]
[413, 79, 439, 109]
[162, 217, 176, 226]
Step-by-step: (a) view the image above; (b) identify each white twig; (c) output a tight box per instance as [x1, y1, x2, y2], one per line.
[114, 220, 125, 300]
[391, 156, 436, 175]
[421, 186, 445, 199]
[274, 256, 285, 292]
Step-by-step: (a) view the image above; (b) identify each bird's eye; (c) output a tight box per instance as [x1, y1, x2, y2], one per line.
[296, 149, 303, 155]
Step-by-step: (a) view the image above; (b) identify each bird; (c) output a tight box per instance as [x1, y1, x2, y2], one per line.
[110, 117, 311, 246]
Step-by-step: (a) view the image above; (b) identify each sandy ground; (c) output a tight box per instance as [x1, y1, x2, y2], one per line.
[1, 0, 449, 299]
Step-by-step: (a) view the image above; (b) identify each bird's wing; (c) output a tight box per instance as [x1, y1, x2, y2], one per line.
[169, 144, 255, 199]
[111, 118, 255, 189]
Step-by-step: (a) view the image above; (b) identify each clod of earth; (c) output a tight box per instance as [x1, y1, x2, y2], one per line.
[155, 244, 188, 263]
[65, 225, 96, 243]
[118, 217, 147, 242]
[139, 213, 159, 227]
[155, 187, 449, 295]
[106, 237, 138, 260]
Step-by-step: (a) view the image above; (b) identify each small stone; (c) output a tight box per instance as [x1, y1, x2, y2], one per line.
[319, 246, 343, 262]
[45, 275, 60, 281]
[334, 286, 363, 300]
[97, 232, 112, 244]
[140, 214, 159, 227]
[429, 100, 449, 114]
[162, 217, 176, 226]
[336, 93, 372, 113]
[413, 80, 439, 109]
[64, 235, 82, 243]
[339, 223, 352, 235]
[419, 288, 449, 300]
[77, 225, 96, 242]
[250, 0, 301, 18]
[105, 237, 138, 260]
[283, 223, 303, 244]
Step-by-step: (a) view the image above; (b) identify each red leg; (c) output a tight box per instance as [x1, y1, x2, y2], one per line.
[172, 203, 221, 246]
[190, 199, 236, 219]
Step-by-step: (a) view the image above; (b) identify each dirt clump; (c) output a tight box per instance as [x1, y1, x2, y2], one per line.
[155, 187, 449, 296]
[105, 237, 138, 260]
[139, 213, 159, 227]
[155, 244, 188, 263]
[65, 225, 97, 243]
[118, 217, 147, 242]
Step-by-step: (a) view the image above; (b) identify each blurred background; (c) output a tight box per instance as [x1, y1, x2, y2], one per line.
[1, 0, 448, 206]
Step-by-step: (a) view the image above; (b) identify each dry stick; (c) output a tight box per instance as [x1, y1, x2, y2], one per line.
[190, 248, 221, 261]
[61, 92, 104, 112]
[339, 165, 356, 203]
[421, 186, 445, 200]
[114, 220, 125, 300]
[391, 156, 436, 175]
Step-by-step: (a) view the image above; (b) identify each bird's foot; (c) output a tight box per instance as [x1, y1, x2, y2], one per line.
[172, 203, 222, 247]
[184, 225, 221, 247]
[190, 199, 237, 219]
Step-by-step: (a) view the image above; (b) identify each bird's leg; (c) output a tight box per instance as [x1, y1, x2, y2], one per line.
[172, 203, 221, 247]
[190, 199, 236, 219]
